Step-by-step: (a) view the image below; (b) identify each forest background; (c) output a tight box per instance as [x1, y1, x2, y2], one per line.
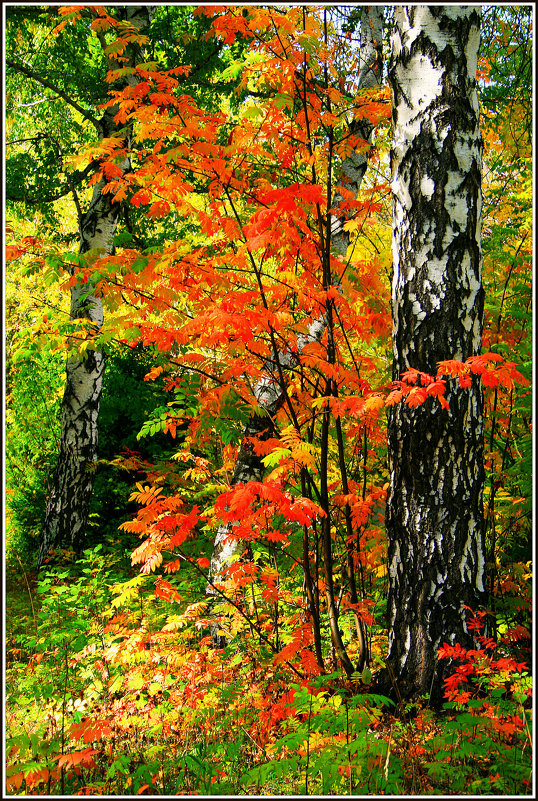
[4, 4, 534, 796]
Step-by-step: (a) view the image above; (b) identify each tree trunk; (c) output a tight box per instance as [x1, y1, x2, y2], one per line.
[38, 7, 151, 566]
[206, 319, 325, 646]
[385, 6, 486, 705]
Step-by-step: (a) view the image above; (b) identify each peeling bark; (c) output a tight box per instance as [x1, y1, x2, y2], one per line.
[38, 7, 151, 566]
[386, 6, 486, 704]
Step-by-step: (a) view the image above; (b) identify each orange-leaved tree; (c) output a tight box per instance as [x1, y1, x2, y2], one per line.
[84, 5, 392, 679]
[65, 5, 529, 700]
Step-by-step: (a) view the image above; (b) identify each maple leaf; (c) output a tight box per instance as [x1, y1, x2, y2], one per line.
[144, 365, 164, 381]
[154, 578, 182, 603]
[113, 185, 128, 202]
[426, 380, 446, 398]
[385, 389, 404, 406]
[58, 5, 84, 17]
[90, 15, 116, 33]
[167, 507, 199, 548]
[342, 599, 374, 625]
[265, 529, 289, 543]
[5, 772, 24, 793]
[363, 394, 385, 414]
[102, 161, 124, 179]
[399, 368, 419, 385]
[437, 358, 469, 378]
[55, 749, 99, 769]
[479, 351, 504, 363]
[5, 245, 24, 262]
[274, 622, 313, 665]
[480, 369, 500, 388]
[438, 642, 467, 660]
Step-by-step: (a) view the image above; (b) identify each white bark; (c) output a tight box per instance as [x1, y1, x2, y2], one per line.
[39, 7, 151, 566]
[386, 5, 486, 704]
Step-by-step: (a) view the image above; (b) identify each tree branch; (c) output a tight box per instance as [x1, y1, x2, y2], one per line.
[6, 162, 98, 206]
[5, 58, 102, 131]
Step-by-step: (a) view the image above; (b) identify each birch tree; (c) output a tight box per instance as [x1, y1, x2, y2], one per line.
[386, 6, 486, 704]
[35, 7, 152, 566]
[7, 6, 231, 566]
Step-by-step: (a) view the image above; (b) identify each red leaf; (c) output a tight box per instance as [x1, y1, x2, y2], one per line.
[426, 380, 446, 398]
[385, 389, 404, 406]
[405, 386, 427, 407]
[55, 748, 99, 769]
[131, 189, 151, 207]
[70, 718, 112, 743]
[148, 200, 171, 219]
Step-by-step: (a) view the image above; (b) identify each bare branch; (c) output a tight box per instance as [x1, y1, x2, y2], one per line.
[6, 58, 102, 131]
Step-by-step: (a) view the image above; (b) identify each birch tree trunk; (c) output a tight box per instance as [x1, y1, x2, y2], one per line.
[386, 6, 486, 704]
[38, 7, 151, 566]
[206, 7, 384, 661]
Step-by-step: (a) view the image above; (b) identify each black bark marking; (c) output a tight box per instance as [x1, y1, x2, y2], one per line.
[386, 7, 486, 704]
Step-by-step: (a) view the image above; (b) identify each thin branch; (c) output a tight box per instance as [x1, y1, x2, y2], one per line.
[182, 550, 305, 679]
[6, 58, 102, 131]
[6, 163, 97, 206]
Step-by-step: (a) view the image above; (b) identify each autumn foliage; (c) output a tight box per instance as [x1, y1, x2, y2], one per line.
[5, 4, 532, 796]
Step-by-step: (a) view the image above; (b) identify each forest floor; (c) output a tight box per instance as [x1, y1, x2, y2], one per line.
[4, 550, 533, 796]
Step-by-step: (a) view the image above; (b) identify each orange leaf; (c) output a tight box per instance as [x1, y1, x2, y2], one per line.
[426, 380, 446, 398]
[144, 365, 164, 381]
[55, 748, 99, 768]
[6, 772, 24, 792]
[405, 387, 427, 407]
[385, 389, 404, 406]
[131, 189, 151, 207]
[70, 718, 112, 743]
[148, 200, 170, 219]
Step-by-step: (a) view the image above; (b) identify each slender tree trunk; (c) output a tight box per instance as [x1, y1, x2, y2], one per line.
[385, 6, 486, 705]
[330, 4, 383, 257]
[38, 7, 151, 566]
[319, 6, 384, 673]
[206, 318, 325, 646]
[206, 7, 384, 669]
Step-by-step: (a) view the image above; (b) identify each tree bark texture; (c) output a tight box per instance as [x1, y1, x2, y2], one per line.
[330, 4, 383, 257]
[206, 7, 384, 662]
[38, 7, 151, 566]
[386, 6, 486, 704]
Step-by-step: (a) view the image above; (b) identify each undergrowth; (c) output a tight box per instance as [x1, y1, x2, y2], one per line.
[5, 545, 532, 796]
